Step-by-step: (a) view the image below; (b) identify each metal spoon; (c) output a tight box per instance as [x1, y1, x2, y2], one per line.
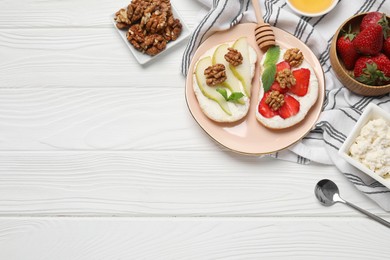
[315, 179, 390, 228]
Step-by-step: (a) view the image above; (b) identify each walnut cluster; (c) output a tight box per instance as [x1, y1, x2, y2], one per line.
[127, 24, 167, 55]
[266, 90, 285, 111]
[204, 64, 227, 86]
[224, 48, 243, 66]
[283, 48, 304, 67]
[276, 69, 296, 89]
[115, 0, 182, 56]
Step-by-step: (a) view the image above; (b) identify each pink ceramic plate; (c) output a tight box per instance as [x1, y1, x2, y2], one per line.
[185, 23, 325, 155]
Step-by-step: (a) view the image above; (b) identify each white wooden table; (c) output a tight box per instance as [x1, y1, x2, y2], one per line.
[0, 0, 389, 258]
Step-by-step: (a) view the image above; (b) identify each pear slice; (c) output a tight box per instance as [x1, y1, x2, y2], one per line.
[212, 43, 245, 104]
[230, 37, 252, 98]
[195, 56, 231, 115]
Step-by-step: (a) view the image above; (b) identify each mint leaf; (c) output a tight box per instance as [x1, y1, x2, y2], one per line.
[217, 88, 244, 103]
[261, 64, 276, 92]
[262, 45, 280, 91]
[216, 88, 228, 100]
[227, 92, 244, 102]
[263, 45, 280, 67]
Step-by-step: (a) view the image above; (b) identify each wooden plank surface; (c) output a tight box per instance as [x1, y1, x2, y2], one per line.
[0, 218, 389, 259]
[0, 28, 188, 88]
[0, 0, 201, 28]
[0, 151, 386, 216]
[0, 88, 201, 150]
[1, 0, 390, 258]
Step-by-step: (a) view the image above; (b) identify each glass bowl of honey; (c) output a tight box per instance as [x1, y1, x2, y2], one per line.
[286, 0, 338, 17]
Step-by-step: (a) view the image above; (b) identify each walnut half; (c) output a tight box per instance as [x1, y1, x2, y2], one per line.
[204, 64, 227, 86]
[164, 15, 182, 41]
[127, 24, 146, 52]
[276, 69, 296, 89]
[266, 90, 285, 111]
[284, 48, 304, 67]
[144, 34, 167, 56]
[224, 48, 243, 66]
[115, 8, 132, 29]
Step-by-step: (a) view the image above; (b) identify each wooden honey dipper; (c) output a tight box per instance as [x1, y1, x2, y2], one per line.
[252, 0, 276, 50]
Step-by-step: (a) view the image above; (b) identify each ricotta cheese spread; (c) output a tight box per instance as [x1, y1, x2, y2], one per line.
[349, 117, 390, 177]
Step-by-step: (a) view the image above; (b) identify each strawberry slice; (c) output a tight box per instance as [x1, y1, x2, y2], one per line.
[258, 91, 279, 118]
[278, 94, 300, 119]
[276, 61, 291, 72]
[270, 81, 288, 94]
[290, 68, 310, 96]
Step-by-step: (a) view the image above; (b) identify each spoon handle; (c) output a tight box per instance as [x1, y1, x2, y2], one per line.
[345, 201, 390, 228]
[251, 0, 264, 23]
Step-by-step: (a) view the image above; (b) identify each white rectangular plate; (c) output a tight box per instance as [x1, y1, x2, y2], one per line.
[111, 4, 191, 65]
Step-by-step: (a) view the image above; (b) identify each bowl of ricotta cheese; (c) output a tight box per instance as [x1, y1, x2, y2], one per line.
[339, 103, 390, 188]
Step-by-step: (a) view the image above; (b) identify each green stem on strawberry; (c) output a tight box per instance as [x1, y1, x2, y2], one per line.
[378, 13, 389, 39]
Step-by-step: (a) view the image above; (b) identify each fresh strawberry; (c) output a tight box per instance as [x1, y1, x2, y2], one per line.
[372, 53, 390, 77]
[353, 56, 371, 77]
[336, 28, 359, 70]
[290, 68, 310, 96]
[336, 34, 359, 70]
[270, 81, 288, 94]
[354, 54, 390, 85]
[278, 95, 300, 119]
[258, 91, 279, 118]
[360, 12, 389, 38]
[353, 24, 383, 55]
[276, 61, 291, 72]
[384, 37, 390, 58]
[360, 12, 385, 31]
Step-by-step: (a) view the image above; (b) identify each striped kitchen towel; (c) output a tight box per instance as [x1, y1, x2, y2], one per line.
[182, 0, 390, 211]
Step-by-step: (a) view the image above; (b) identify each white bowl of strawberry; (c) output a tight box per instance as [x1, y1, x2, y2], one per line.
[330, 11, 390, 96]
